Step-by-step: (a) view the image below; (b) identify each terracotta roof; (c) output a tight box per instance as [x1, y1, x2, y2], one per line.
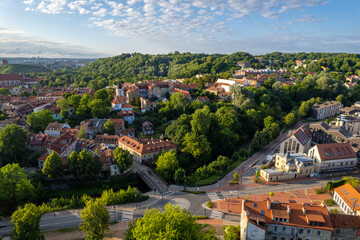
[45, 122, 64, 132]
[120, 128, 135, 136]
[0, 74, 23, 81]
[330, 214, 360, 230]
[112, 96, 127, 104]
[197, 96, 209, 102]
[37, 153, 49, 161]
[118, 136, 176, 155]
[49, 133, 76, 154]
[334, 183, 360, 212]
[118, 110, 135, 117]
[243, 199, 333, 231]
[95, 135, 120, 144]
[121, 103, 133, 109]
[315, 143, 356, 161]
[111, 118, 124, 128]
[170, 88, 191, 98]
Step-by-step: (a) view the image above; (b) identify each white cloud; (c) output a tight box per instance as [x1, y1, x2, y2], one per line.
[23, 0, 331, 46]
[295, 15, 328, 23]
[23, 0, 34, 5]
[0, 27, 106, 57]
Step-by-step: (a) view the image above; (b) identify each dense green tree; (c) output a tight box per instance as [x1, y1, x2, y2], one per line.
[78, 126, 86, 139]
[191, 106, 211, 136]
[284, 112, 296, 127]
[56, 98, 70, 118]
[103, 119, 115, 135]
[264, 116, 274, 129]
[20, 91, 30, 97]
[127, 203, 216, 240]
[0, 164, 35, 211]
[216, 106, 238, 129]
[170, 92, 189, 114]
[223, 225, 240, 240]
[80, 198, 110, 240]
[229, 85, 255, 111]
[10, 203, 44, 240]
[26, 110, 53, 133]
[88, 99, 110, 118]
[113, 148, 133, 174]
[68, 94, 82, 111]
[42, 151, 63, 179]
[182, 133, 211, 164]
[165, 114, 191, 144]
[0, 124, 28, 164]
[94, 89, 109, 101]
[155, 150, 179, 182]
[174, 168, 186, 185]
[67, 151, 79, 179]
[0, 88, 11, 95]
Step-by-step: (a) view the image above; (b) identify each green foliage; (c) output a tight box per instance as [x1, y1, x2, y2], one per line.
[315, 187, 328, 194]
[206, 201, 213, 208]
[0, 124, 28, 164]
[26, 110, 53, 133]
[67, 150, 100, 180]
[78, 126, 86, 139]
[230, 85, 255, 111]
[42, 151, 63, 179]
[113, 148, 133, 174]
[127, 203, 216, 240]
[324, 199, 336, 206]
[10, 203, 44, 240]
[103, 119, 115, 135]
[0, 88, 11, 95]
[330, 209, 339, 214]
[0, 64, 50, 74]
[223, 225, 240, 240]
[155, 150, 179, 182]
[80, 198, 110, 240]
[284, 112, 296, 127]
[326, 177, 360, 190]
[269, 192, 274, 196]
[0, 163, 36, 212]
[174, 168, 186, 185]
[182, 133, 211, 164]
[88, 99, 110, 118]
[233, 171, 239, 182]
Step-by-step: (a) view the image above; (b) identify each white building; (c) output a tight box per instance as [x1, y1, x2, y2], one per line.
[279, 125, 312, 154]
[333, 183, 360, 215]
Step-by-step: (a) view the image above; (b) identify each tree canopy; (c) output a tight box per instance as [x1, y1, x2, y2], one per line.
[0, 124, 28, 164]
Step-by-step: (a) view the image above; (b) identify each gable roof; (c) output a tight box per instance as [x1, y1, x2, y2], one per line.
[45, 122, 64, 132]
[0, 74, 23, 81]
[315, 143, 357, 161]
[118, 136, 176, 155]
[334, 183, 360, 212]
[289, 125, 311, 145]
[330, 214, 360, 230]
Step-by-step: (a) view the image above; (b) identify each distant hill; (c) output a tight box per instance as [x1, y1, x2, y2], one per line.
[0, 64, 51, 74]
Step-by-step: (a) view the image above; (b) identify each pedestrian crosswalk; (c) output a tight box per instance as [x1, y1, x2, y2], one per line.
[121, 209, 133, 221]
[161, 191, 174, 196]
[210, 211, 223, 219]
[207, 192, 221, 201]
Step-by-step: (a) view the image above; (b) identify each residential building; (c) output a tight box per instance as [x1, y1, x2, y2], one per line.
[47, 132, 77, 157]
[27, 134, 49, 153]
[84, 119, 108, 138]
[279, 125, 312, 154]
[196, 96, 209, 103]
[119, 128, 135, 137]
[240, 199, 333, 240]
[142, 121, 154, 135]
[330, 214, 360, 239]
[118, 110, 135, 124]
[310, 101, 343, 120]
[99, 148, 120, 176]
[309, 122, 360, 154]
[261, 153, 315, 182]
[110, 118, 125, 135]
[44, 122, 70, 137]
[308, 143, 358, 177]
[117, 136, 177, 163]
[333, 183, 360, 216]
[169, 88, 191, 100]
[140, 97, 156, 113]
[111, 96, 128, 111]
[0, 74, 23, 88]
[335, 115, 360, 135]
[95, 135, 120, 145]
[126, 87, 140, 103]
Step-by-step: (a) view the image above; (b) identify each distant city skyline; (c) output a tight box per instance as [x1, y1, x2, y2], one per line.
[0, 0, 359, 58]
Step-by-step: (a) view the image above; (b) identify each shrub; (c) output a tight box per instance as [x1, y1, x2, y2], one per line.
[195, 216, 209, 219]
[330, 208, 339, 214]
[206, 201, 213, 208]
[224, 225, 240, 240]
[324, 199, 337, 206]
[315, 187, 328, 194]
[269, 192, 274, 196]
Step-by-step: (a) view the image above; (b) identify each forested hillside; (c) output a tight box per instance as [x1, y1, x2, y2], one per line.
[28, 52, 360, 89]
[0, 64, 51, 74]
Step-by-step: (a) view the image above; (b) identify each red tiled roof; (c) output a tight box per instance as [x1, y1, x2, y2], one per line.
[334, 183, 360, 212]
[118, 136, 176, 155]
[0, 74, 23, 81]
[111, 118, 124, 128]
[315, 143, 356, 161]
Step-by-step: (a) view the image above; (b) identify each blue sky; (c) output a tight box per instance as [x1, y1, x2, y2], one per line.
[0, 0, 359, 58]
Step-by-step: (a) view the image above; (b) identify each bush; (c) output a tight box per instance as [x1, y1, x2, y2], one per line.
[315, 187, 328, 194]
[195, 215, 209, 219]
[330, 208, 339, 214]
[207, 201, 213, 208]
[269, 192, 274, 196]
[324, 199, 337, 206]
[224, 225, 240, 240]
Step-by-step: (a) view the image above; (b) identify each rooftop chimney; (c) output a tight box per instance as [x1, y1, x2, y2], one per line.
[267, 198, 271, 210]
[302, 206, 306, 216]
[287, 205, 291, 215]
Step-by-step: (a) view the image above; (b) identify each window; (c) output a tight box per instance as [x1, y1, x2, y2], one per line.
[307, 229, 312, 235]
[299, 228, 304, 234]
[282, 226, 286, 232]
[281, 237, 285, 240]
[274, 226, 278, 232]
[261, 210, 264, 216]
[254, 203, 257, 208]
[317, 231, 322, 236]
[272, 237, 277, 240]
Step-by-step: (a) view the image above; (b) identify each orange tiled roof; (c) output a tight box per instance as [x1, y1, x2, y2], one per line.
[118, 136, 176, 155]
[315, 143, 357, 161]
[334, 183, 360, 212]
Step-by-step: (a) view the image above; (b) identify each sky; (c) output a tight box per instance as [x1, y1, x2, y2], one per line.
[0, 0, 359, 58]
